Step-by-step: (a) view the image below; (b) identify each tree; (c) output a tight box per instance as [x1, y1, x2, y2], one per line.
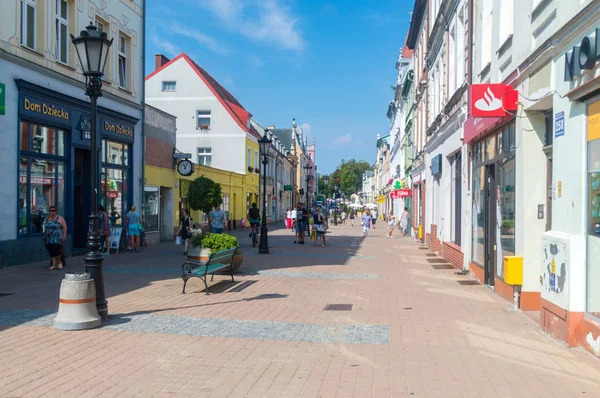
[188, 176, 223, 229]
[329, 159, 371, 196]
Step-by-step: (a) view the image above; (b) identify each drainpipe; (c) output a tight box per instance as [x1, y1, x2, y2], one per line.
[140, 0, 147, 245]
[467, 0, 473, 118]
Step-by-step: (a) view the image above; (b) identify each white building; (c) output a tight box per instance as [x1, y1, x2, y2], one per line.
[0, 0, 145, 266]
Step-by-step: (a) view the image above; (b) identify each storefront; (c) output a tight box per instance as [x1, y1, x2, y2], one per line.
[586, 101, 600, 320]
[470, 121, 516, 286]
[14, 80, 138, 259]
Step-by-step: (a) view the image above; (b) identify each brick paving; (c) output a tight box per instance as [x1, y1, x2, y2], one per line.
[1, 224, 600, 397]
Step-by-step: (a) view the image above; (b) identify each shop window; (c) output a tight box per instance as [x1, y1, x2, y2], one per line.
[471, 166, 485, 265]
[20, 0, 36, 50]
[587, 137, 600, 317]
[56, 0, 69, 64]
[101, 167, 128, 227]
[196, 110, 211, 130]
[18, 121, 66, 236]
[197, 147, 212, 166]
[497, 156, 516, 261]
[103, 140, 129, 166]
[143, 186, 160, 232]
[118, 33, 129, 89]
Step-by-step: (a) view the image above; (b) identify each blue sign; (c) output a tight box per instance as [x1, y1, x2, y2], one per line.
[555, 111, 565, 137]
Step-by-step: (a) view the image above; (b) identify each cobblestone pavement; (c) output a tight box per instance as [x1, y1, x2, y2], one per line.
[1, 224, 600, 397]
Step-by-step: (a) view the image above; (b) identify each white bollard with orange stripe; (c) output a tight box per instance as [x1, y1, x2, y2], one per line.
[54, 273, 101, 330]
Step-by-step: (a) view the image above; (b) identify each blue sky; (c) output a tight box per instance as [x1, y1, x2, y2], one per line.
[146, 0, 412, 174]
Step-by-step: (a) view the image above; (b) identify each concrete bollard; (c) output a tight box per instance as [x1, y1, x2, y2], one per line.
[54, 272, 101, 330]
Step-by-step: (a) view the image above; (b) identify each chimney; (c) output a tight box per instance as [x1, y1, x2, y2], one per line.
[155, 54, 170, 70]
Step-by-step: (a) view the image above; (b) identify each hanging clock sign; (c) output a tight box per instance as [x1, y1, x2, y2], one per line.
[177, 159, 194, 176]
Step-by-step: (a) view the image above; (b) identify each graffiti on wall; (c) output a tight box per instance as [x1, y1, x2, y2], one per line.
[541, 242, 568, 296]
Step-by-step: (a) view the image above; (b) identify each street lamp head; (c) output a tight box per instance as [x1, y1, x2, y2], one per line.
[71, 22, 113, 77]
[333, 183, 339, 191]
[258, 130, 272, 163]
[323, 175, 330, 185]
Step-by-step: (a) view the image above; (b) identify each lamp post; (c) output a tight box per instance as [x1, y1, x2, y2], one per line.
[71, 23, 113, 321]
[258, 131, 272, 254]
[333, 183, 339, 226]
[323, 175, 330, 220]
[303, 164, 312, 210]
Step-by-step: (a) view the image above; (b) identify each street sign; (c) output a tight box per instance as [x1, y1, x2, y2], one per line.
[284, 185, 293, 191]
[173, 153, 192, 159]
[555, 111, 565, 138]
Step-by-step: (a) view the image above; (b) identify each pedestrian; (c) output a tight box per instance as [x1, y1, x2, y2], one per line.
[98, 205, 110, 255]
[294, 202, 308, 244]
[400, 207, 410, 237]
[286, 207, 293, 229]
[349, 209, 355, 227]
[361, 209, 372, 237]
[387, 211, 396, 238]
[44, 205, 67, 270]
[210, 205, 227, 233]
[291, 206, 298, 233]
[341, 210, 347, 225]
[178, 209, 192, 255]
[313, 206, 328, 247]
[372, 208, 378, 228]
[126, 205, 142, 253]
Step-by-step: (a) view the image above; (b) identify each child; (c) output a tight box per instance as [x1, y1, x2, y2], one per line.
[241, 218, 247, 231]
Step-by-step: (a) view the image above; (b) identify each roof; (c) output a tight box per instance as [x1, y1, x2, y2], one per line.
[401, 33, 414, 58]
[271, 129, 293, 150]
[407, 0, 427, 50]
[146, 53, 251, 133]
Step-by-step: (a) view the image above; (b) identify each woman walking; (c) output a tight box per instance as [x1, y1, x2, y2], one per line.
[98, 205, 110, 254]
[349, 209, 355, 227]
[361, 209, 372, 237]
[400, 207, 410, 237]
[286, 208, 293, 229]
[126, 205, 142, 253]
[178, 209, 192, 255]
[44, 205, 67, 270]
[313, 206, 328, 247]
[387, 211, 396, 238]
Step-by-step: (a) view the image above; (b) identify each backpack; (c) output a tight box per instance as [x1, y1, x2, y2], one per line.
[249, 207, 260, 219]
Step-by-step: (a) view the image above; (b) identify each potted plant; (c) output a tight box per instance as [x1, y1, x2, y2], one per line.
[187, 229, 210, 264]
[501, 219, 515, 235]
[187, 232, 243, 270]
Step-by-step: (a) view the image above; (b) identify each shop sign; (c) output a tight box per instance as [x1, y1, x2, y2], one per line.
[284, 185, 293, 191]
[470, 84, 518, 117]
[22, 96, 70, 121]
[555, 111, 565, 138]
[103, 120, 133, 137]
[390, 189, 411, 199]
[588, 101, 600, 142]
[431, 154, 442, 176]
[78, 115, 91, 140]
[392, 178, 407, 190]
[19, 176, 53, 184]
[0, 83, 5, 115]
[564, 28, 600, 82]
[107, 191, 119, 199]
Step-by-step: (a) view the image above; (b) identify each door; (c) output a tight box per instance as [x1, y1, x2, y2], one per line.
[484, 164, 497, 286]
[73, 148, 91, 249]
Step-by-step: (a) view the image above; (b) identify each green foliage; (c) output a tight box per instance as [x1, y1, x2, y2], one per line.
[502, 219, 515, 230]
[330, 159, 372, 196]
[190, 232, 239, 251]
[188, 175, 223, 218]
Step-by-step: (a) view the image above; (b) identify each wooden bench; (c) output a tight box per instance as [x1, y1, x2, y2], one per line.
[181, 248, 236, 294]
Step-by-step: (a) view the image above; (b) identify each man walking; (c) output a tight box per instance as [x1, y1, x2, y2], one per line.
[210, 205, 227, 233]
[294, 202, 308, 244]
[372, 209, 378, 229]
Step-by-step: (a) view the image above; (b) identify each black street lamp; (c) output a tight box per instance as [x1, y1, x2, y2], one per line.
[303, 164, 312, 210]
[258, 131, 272, 254]
[71, 23, 113, 321]
[323, 175, 329, 218]
[333, 183, 339, 226]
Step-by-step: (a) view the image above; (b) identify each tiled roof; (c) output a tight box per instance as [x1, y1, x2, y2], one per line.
[146, 53, 251, 132]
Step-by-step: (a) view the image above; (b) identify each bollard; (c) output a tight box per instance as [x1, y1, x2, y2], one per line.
[54, 272, 101, 330]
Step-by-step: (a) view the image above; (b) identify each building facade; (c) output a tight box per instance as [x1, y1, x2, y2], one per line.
[0, 0, 145, 266]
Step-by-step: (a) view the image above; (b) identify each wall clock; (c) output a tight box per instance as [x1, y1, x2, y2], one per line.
[177, 159, 194, 176]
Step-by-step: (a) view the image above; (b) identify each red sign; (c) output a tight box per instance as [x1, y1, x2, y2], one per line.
[107, 191, 119, 199]
[470, 84, 518, 118]
[390, 189, 411, 199]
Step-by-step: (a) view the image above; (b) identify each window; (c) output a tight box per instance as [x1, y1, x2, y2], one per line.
[254, 150, 259, 170]
[18, 121, 66, 236]
[498, 0, 514, 47]
[471, 166, 485, 265]
[587, 102, 600, 318]
[247, 147, 252, 168]
[197, 147, 212, 166]
[480, 0, 492, 72]
[95, 18, 110, 79]
[162, 81, 176, 92]
[143, 186, 160, 232]
[96, 20, 105, 33]
[452, 152, 462, 245]
[101, 140, 130, 227]
[56, 0, 69, 64]
[118, 34, 128, 89]
[196, 111, 211, 130]
[21, 0, 36, 50]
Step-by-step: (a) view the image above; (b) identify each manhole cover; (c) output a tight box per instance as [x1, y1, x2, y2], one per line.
[0, 293, 14, 298]
[430, 263, 454, 270]
[324, 304, 353, 311]
[457, 280, 480, 286]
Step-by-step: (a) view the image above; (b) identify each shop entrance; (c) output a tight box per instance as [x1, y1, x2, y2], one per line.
[484, 164, 497, 286]
[73, 148, 91, 250]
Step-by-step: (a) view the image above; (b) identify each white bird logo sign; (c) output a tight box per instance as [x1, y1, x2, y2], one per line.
[474, 87, 502, 112]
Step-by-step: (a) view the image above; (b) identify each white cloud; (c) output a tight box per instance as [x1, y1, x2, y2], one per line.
[196, 0, 305, 51]
[171, 23, 231, 55]
[332, 134, 353, 145]
[248, 54, 266, 68]
[150, 28, 179, 57]
[300, 123, 312, 139]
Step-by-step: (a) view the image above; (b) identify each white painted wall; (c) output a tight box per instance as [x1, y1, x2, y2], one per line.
[145, 57, 247, 175]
